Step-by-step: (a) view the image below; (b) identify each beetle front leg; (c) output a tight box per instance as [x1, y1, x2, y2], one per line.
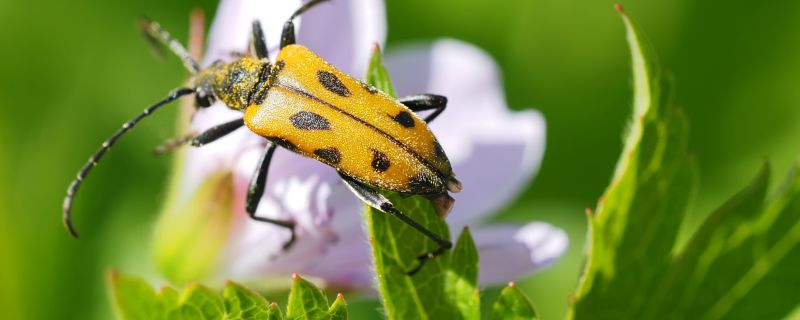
[251, 21, 269, 60]
[246, 142, 297, 250]
[398, 94, 448, 123]
[338, 173, 452, 275]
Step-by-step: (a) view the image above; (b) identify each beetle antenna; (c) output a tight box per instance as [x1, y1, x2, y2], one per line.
[62, 88, 195, 238]
[139, 17, 201, 74]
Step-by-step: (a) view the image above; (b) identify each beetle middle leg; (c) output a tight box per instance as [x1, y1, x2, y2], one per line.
[153, 131, 197, 156]
[246, 142, 297, 250]
[338, 173, 453, 275]
[154, 115, 242, 153]
[398, 94, 448, 123]
[190, 118, 245, 147]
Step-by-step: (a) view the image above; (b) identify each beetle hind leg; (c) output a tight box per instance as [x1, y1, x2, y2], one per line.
[338, 173, 453, 275]
[399, 94, 448, 123]
[246, 142, 298, 250]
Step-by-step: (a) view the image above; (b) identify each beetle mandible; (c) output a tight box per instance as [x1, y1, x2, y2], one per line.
[62, 0, 461, 274]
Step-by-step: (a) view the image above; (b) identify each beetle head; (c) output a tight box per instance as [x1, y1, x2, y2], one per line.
[196, 57, 268, 111]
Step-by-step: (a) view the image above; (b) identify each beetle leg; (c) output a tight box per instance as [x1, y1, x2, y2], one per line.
[251, 21, 269, 60]
[246, 142, 297, 250]
[398, 94, 448, 123]
[190, 118, 244, 147]
[280, 0, 330, 49]
[139, 18, 200, 74]
[338, 173, 453, 275]
[153, 131, 197, 156]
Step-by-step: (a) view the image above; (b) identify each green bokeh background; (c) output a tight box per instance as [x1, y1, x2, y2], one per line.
[1, 0, 799, 319]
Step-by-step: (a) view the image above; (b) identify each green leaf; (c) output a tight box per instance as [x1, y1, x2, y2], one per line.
[569, 5, 800, 320]
[266, 303, 284, 320]
[364, 47, 480, 320]
[365, 44, 396, 98]
[647, 163, 800, 319]
[181, 284, 224, 319]
[109, 270, 168, 320]
[286, 274, 329, 320]
[327, 294, 348, 320]
[446, 228, 480, 320]
[110, 271, 357, 320]
[158, 286, 180, 311]
[569, 5, 696, 319]
[491, 282, 538, 320]
[166, 305, 204, 320]
[222, 281, 272, 319]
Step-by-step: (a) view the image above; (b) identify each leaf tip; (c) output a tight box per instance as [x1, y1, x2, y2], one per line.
[584, 207, 594, 217]
[508, 281, 516, 288]
[292, 272, 299, 280]
[269, 302, 279, 309]
[336, 293, 345, 301]
[614, 3, 625, 13]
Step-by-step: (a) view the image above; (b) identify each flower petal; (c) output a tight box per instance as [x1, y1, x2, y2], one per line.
[384, 39, 547, 228]
[203, 0, 300, 65]
[299, 0, 386, 75]
[471, 223, 568, 285]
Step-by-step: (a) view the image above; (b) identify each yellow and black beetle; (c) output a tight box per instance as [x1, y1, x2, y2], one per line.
[63, 0, 461, 274]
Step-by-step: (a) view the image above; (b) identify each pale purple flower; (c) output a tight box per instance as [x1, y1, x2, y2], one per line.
[153, 0, 567, 289]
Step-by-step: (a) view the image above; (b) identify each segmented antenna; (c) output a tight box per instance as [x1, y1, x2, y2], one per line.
[63, 88, 195, 238]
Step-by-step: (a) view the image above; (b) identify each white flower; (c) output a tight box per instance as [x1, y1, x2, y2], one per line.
[153, 0, 567, 289]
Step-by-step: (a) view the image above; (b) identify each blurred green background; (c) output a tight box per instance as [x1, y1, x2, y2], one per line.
[2, 0, 799, 319]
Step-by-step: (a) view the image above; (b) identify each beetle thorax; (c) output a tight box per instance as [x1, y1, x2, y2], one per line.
[196, 57, 271, 110]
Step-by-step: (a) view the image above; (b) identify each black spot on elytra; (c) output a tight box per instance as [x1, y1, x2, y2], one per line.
[290, 111, 331, 130]
[371, 150, 390, 172]
[317, 70, 351, 97]
[268, 137, 297, 151]
[314, 148, 341, 165]
[408, 174, 440, 194]
[392, 111, 415, 128]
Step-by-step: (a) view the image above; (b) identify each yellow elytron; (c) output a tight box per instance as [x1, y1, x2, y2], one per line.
[63, 0, 460, 274]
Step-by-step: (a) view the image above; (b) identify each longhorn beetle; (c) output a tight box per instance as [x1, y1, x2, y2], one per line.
[62, 0, 461, 275]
